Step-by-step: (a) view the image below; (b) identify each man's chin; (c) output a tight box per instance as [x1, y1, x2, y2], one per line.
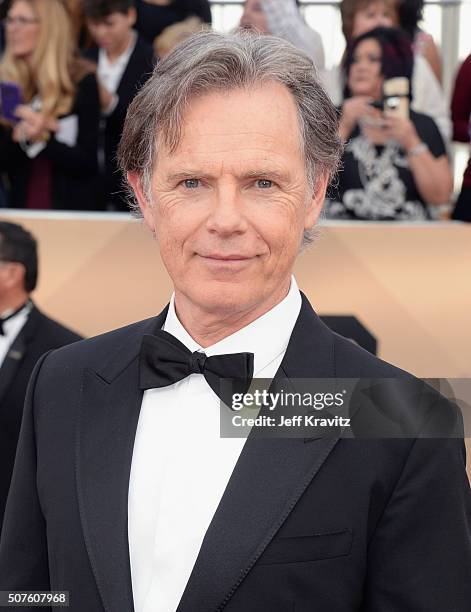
[186, 282, 258, 315]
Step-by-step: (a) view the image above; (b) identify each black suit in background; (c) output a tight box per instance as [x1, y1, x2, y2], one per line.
[86, 36, 156, 211]
[0, 73, 100, 211]
[0, 305, 82, 531]
[0, 294, 470, 611]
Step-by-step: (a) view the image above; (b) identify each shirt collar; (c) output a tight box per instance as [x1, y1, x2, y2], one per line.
[1, 300, 32, 337]
[1, 299, 31, 320]
[163, 276, 302, 375]
[98, 30, 137, 69]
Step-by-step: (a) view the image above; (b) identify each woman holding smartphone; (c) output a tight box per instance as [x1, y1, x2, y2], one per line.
[0, 0, 99, 210]
[326, 27, 452, 220]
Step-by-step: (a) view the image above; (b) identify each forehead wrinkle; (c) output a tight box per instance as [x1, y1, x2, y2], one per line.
[161, 155, 299, 182]
[176, 131, 297, 155]
[159, 131, 296, 166]
[161, 142, 299, 170]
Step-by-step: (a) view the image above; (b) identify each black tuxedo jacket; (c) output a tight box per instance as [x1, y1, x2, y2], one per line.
[0, 294, 470, 611]
[0, 306, 82, 530]
[86, 37, 156, 210]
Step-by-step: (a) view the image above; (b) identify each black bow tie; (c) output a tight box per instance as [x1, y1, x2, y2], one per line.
[139, 329, 254, 406]
[0, 302, 28, 336]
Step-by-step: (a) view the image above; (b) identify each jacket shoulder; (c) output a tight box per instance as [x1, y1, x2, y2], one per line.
[39, 316, 158, 374]
[32, 310, 83, 345]
[331, 328, 412, 379]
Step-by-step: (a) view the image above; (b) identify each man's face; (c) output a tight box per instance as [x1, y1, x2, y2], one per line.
[239, 0, 269, 33]
[0, 260, 22, 302]
[130, 82, 327, 319]
[86, 9, 136, 55]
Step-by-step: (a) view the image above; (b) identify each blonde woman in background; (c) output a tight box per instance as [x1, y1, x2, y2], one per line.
[0, 0, 100, 210]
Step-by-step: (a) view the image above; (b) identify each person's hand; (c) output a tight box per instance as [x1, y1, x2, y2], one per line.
[339, 96, 378, 140]
[12, 105, 58, 143]
[381, 115, 421, 151]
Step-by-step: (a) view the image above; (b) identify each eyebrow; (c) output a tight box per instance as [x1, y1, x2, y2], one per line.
[165, 168, 291, 184]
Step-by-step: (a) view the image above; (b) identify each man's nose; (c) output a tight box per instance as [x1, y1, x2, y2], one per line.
[94, 25, 107, 38]
[205, 186, 248, 235]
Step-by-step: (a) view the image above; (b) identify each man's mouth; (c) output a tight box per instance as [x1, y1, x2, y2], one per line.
[200, 254, 252, 261]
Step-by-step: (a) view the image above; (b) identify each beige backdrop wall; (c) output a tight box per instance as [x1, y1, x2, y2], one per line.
[2, 211, 470, 471]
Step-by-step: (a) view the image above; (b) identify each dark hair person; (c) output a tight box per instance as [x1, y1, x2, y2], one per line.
[330, 0, 450, 142]
[326, 27, 452, 220]
[83, 0, 156, 210]
[0, 220, 37, 292]
[0, 220, 82, 531]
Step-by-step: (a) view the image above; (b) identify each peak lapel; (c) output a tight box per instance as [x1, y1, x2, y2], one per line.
[75, 311, 167, 612]
[176, 294, 340, 612]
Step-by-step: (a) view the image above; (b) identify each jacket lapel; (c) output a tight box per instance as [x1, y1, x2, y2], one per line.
[76, 310, 167, 612]
[177, 294, 341, 612]
[0, 333, 25, 405]
[0, 306, 40, 405]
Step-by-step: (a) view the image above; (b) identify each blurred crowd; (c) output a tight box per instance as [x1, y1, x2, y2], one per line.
[0, 0, 469, 221]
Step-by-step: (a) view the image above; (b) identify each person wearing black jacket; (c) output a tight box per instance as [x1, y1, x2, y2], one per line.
[0, 0, 100, 211]
[84, 0, 156, 210]
[0, 221, 82, 533]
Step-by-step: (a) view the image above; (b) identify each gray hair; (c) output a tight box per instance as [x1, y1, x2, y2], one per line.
[118, 30, 342, 247]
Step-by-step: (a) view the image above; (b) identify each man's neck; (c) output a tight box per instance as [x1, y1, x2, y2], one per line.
[0, 293, 29, 318]
[173, 280, 291, 348]
[106, 30, 134, 63]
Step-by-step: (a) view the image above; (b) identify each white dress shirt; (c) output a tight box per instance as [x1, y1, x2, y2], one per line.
[0, 302, 31, 368]
[97, 31, 137, 116]
[128, 277, 302, 612]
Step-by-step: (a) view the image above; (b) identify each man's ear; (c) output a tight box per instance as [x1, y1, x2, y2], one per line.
[127, 171, 156, 233]
[2, 262, 25, 291]
[128, 7, 137, 28]
[304, 172, 329, 231]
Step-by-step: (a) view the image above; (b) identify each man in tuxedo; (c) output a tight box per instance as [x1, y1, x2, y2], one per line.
[1, 31, 470, 612]
[0, 221, 82, 532]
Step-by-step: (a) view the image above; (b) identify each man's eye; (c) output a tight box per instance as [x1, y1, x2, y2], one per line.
[183, 179, 200, 189]
[256, 179, 273, 189]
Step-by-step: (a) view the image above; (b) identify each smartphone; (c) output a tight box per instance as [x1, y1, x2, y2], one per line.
[0, 81, 22, 123]
[382, 78, 409, 119]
